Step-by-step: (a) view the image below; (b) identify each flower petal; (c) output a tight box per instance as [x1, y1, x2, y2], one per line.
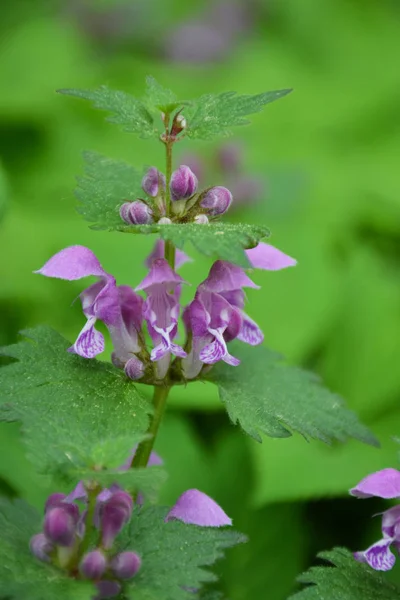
[355, 539, 396, 571]
[237, 312, 264, 346]
[350, 468, 400, 499]
[202, 260, 259, 293]
[136, 258, 185, 291]
[382, 505, 400, 538]
[35, 246, 108, 280]
[200, 338, 226, 364]
[69, 318, 105, 359]
[166, 489, 232, 527]
[246, 243, 297, 271]
[145, 240, 192, 270]
[222, 353, 240, 366]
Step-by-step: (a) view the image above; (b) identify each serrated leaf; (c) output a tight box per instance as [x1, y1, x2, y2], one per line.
[144, 75, 180, 112]
[75, 151, 144, 229]
[0, 326, 151, 479]
[58, 86, 155, 138]
[118, 505, 246, 600]
[206, 343, 377, 445]
[0, 498, 93, 600]
[290, 547, 399, 600]
[126, 222, 270, 267]
[185, 89, 292, 140]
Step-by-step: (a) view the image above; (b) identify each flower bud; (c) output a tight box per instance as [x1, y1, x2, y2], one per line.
[124, 356, 145, 380]
[80, 550, 107, 580]
[120, 201, 153, 225]
[142, 167, 165, 197]
[100, 491, 133, 549]
[158, 217, 172, 224]
[194, 214, 209, 224]
[110, 551, 141, 579]
[200, 186, 232, 216]
[170, 165, 198, 201]
[171, 113, 186, 136]
[30, 533, 54, 562]
[44, 505, 78, 546]
[95, 580, 121, 599]
[44, 493, 66, 513]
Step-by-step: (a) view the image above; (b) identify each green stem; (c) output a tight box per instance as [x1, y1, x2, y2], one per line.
[131, 385, 171, 468]
[164, 239, 175, 269]
[77, 486, 99, 559]
[165, 140, 173, 217]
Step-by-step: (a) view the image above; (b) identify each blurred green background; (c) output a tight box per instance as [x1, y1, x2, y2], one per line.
[1, 0, 400, 597]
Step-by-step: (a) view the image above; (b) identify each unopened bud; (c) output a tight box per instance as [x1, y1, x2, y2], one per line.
[44, 493, 66, 512]
[124, 356, 145, 380]
[120, 201, 153, 225]
[158, 217, 172, 224]
[44, 505, 78, 546]
[142, 167, 166, 197]
[80, 550, 107, 580]
[200, 186, 232, 216]
[95, 580, 121, 599]
[194, 214, 209, 224]
[100, 491, 133, 549]
[110, 551, 141, 579]
[30, 533, 54, 562]
[171, 113, 186, 136]
[170, 165, 198, 201]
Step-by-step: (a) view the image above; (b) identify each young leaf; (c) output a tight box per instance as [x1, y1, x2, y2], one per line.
[206, 343, 377, 446]
[75, 151, 144, 229]
[130, 222, 270, 267]
[290, 547, 399, 600]
[144, 75, 180, 112]
[0, 326, 151, 480]
[118, 505, 246, 600]
[0, 498, 93, 600]
[185, 89, 292, 140]
[58, 86, 155, 138]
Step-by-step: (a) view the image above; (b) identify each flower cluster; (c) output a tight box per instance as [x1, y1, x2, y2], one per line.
[350, 468, 400, 571]
[30, 479, 231, 599]
[120, 164, 233, 225]
[36, 241, 296, 381]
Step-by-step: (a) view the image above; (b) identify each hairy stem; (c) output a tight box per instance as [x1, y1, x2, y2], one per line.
[131, 385, 171, 468]
[165, 239, 175, 269]
[165, 140, 173, 217]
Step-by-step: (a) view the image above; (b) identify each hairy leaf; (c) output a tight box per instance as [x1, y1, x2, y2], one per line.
[75, 151, 144, 229]
[290, 548, 399, 600]
[58, 86, 155, 137]
[0, 327, 151, 480]
[185, 89, 292, 140]
[128, 222, 270, 267]
[119, 505, 246, 600]
[207, 344, 377, 445]
[144, 75, 180, 112]
[0, 498, 93, 600]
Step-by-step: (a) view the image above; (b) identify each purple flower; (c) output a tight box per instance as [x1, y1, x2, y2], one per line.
[99, 491, 133, 549]
[142, 167, 165, 197]
[351, 469, 400, 571]
[30, 533, 54, 562]
[145, 240, 192, 270]
[245, 242, 297, 271]
[200, 186, 232, 216]
[44, 504, 79, 546]
[110, 551, 141, 579]
[136, 258, 187, 365]
[80, 550, 107, 579]
[170, 165, 198, 201]
[166, 489, 232, 527]
[120, 201, 153, 225]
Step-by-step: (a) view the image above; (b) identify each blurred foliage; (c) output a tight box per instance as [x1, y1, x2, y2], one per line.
[1, 0, 400, 598]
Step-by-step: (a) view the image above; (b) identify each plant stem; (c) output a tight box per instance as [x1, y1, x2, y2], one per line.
[165, 140, 173, 217]
[131, 385, 171, 468]
[165, 239, 175, 269]
[78, 486, 99, 559]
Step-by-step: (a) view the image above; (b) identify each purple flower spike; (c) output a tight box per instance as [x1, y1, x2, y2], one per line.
[30, 533, 54, 562]
[44, 505, 78, 546]
[166, 489, 232, 527]
[120, 201, 153, 225]
[142, 167, 165, 197]
[136, 259, 187, 362]
[80, 550, 107, 579]
[100, 491, 133, 549]
[110, 551, 141, 579]
[170, 165, 198, 201]
[245, 242, 297, 271]
[95, 580, 121, 599]
[145, 240, 192, 270]
[200, 186, 233, 216]
[350, 468, 400, 499]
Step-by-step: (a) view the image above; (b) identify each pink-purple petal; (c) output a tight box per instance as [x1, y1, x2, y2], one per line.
[382, 505, 400, 537]
[166, 489, 232, 527]
[202, 260, 259, 293]
[145, 240, 192, 269]
[246, 243, 297, 271]
[136, 258, 185, 291]
[350, 468, 400, 499]
[69, 319, 105, 359]
[237, 312, 264, 346]
[355, 539, 396, 571]
[35, 246, 108, 280]
[199, 338, 226, 364]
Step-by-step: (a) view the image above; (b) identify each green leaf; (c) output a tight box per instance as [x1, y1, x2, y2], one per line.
[206, 343, 377, 445]
[144, 75, 180, 112]
[0, 498, 93, 600]
[118, 505, 246, 600]
[290, 547, 399, 600]
[75, 151, 144, 230]
[0, 326, 151, 480]
[185, 89, 292, 140]
[128, 222, 270, 267]
[58, 86, 155, 138]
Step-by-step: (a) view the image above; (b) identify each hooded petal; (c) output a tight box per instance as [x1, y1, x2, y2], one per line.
[201, 260, 259, 293]
[145, 240, 192, 270]
[68, 318, 105, 359]
[166, 489, 232, 527]
[382, 505, 400, 538]
[246, 243, 297, 271]
[136, 258, 185, 291]
[35, 246, 108, 280]
[350, 469, 400, 499]
[354, 538, 396, 571]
